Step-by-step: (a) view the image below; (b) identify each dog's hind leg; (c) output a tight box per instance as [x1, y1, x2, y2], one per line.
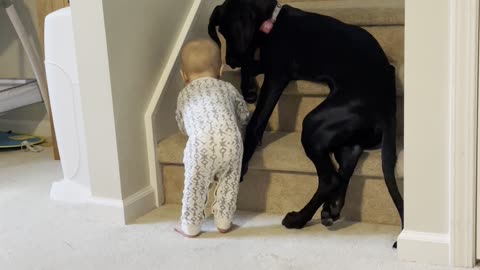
[282, 118, 341, 229]
[321, 145, 363, 226]
[282, 151, 340, 229]
[282, 152, 342, 229]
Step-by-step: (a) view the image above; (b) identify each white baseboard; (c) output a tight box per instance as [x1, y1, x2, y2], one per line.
[398, 230, 450, 266]
[51, 179, 156, 224]
[50, 179, 91, 203]
[89, 195, 124, 208]
[82, 185, 156, 224]
[123, 186, 156, 223]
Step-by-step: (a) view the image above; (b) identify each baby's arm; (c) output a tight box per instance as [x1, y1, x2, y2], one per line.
[175, 93, 187, 135]
[230, 84, 250, 127]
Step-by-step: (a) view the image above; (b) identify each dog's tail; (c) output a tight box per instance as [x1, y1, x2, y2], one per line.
[381, 64, 404, 228]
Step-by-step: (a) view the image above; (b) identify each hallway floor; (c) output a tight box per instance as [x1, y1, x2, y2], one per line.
[0, 147, 473, 270]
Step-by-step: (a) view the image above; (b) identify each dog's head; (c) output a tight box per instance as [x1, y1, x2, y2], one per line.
[209, 0, 276, 68]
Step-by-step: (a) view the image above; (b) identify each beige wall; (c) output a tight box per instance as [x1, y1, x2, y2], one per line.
[404, 0, 450, 234]
[0, 103, 50, 136]
[156, 0, 224, 140]
[0, 0, 49, 134]
[101, 0, 194, 199]
[0, 0, 39, 79]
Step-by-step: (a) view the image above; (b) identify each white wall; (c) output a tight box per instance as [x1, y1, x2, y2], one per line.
[399, 0, 451, 265]
[101, 0, 194, 200]
[71, 0, 123, 201]
[71, 0, 196, 222]
[404, 0, 450, 233]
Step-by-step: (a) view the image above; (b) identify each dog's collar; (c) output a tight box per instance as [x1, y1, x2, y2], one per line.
[259, 3, 283, 34]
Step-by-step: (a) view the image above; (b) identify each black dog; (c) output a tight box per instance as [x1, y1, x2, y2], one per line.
[209, 0, 403, 243]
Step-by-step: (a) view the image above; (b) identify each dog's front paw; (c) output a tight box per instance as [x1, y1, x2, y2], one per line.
[242, 78, 259, 103]
[282, 211, 309, 229]
[240, 162, 249, 179]
[240, 162, 248, 183]
[244, 91, 257, 104]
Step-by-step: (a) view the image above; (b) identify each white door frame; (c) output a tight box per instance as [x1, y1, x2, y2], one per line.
[450, 0, 478, 267]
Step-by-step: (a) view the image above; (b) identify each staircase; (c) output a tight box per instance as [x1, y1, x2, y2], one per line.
[157, 0, 404, 226]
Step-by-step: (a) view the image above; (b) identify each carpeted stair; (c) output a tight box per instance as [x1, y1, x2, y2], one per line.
[158, 0, 404, 226]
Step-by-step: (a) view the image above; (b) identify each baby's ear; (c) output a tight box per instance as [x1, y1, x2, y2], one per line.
[219, 64, 224, 78]
[180, 70, 188, 83]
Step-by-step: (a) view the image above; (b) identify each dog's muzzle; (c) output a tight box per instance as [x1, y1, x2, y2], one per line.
[227, 57, 241, 69]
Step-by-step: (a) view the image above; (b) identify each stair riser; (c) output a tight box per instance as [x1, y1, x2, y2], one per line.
[248, 95, 404, 133]
[221, 26, 404, 69]
[158, 132, 404, 179]
[162, 165, 403, 226]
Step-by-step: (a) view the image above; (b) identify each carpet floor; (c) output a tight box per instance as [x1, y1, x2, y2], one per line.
[0, 147, 474, 270]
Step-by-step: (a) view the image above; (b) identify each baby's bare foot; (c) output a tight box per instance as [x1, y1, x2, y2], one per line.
[174, 227, 200, 238]
[217, 223, 237, 234]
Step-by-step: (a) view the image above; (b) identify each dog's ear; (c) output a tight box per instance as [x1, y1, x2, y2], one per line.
[255, 0, 278, 23]
[208, 5, 223, 48]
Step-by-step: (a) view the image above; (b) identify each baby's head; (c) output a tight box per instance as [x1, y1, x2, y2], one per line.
[180, 39, 223, 84]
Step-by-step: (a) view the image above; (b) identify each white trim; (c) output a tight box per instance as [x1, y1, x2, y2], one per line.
[89, 196, 124, 208]
[144, 0, 202, 207]
[90, 186, 156, 223]
[398, 230, 450, 266]
[123, 186, 156, 223]
[399, 230, 450, 243]
[124, 186, 154, 206]
[50, 179, 92, 204]
[89, 186, 155, 207]
[54, 184, 155, 224]
[449, 0, 479, 267]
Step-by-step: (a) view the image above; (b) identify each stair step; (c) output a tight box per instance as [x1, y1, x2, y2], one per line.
[158, 131, 403, 179]
[162, 165, 402, 225]
[253, 95, 404, 133]
[222, 68, 404, 133]
[283, 0, 404, 26]
[159, 131, 403, 225]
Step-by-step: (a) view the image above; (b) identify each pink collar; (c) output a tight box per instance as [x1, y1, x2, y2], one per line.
[259, 3, 283, 34]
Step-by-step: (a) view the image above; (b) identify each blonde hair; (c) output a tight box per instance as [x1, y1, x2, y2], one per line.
[181, 39, 222, 78]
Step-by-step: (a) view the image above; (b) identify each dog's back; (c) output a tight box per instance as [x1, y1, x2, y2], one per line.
[263, 5, 391, 86]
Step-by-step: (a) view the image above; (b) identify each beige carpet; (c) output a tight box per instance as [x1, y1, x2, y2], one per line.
[0, 147, 472, 270]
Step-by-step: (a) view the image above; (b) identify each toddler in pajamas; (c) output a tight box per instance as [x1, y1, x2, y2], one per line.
[174, 39, 249, 238]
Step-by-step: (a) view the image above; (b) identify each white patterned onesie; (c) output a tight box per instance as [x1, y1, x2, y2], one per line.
[175, 77, 249, 235]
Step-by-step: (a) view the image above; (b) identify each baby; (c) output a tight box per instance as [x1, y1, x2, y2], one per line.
[174, 39, 250, 238]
